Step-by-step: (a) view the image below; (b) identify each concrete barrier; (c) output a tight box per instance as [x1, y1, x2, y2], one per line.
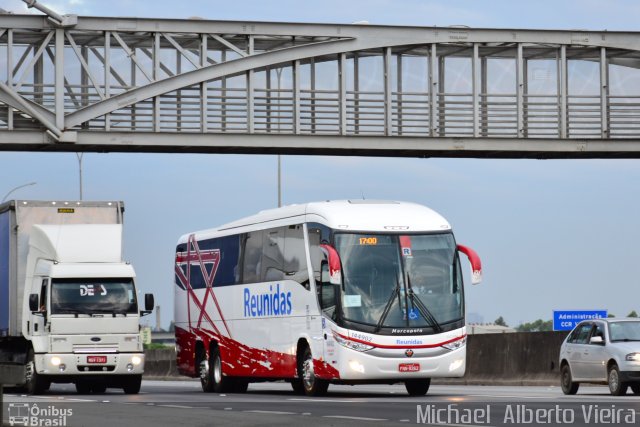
[143, 331, 570, 385]
[143, 348, 179, 379]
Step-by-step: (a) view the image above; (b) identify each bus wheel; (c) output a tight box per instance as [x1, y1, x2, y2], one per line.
[291, 379, 304, 394]
[405, 379, 431, 396]
[211, 346, 234, 393]
[299, 346, 328, 397]
[199, 351, 215, 393]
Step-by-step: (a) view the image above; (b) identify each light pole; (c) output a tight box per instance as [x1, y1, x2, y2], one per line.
[2, 181, 37, 203]
[76, 152, 84, 200]
[275, 67, 283, 208]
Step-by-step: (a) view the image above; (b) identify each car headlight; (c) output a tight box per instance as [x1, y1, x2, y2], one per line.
[334, 334, 374, 352]
[442, 336, 467, 351]
[626, 353, 640, 362]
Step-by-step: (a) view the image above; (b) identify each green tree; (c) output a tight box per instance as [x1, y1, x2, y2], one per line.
[607, 313, 616, 318]
[516, 319, 553, 332]
[628, 310, 638, 318]
[494, 316, 508, 327]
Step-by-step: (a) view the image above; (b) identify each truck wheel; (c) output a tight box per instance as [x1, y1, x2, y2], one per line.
[608, 364, 628, 396]
[122, 375, 142, 394]
[299, 346, 328, 396]
[25, 350, 48, 395]
[91, 383, 107, 393]
[560, 364, 579, 395]
[75, 381, 92, 394]
[405, 379, 431, 396]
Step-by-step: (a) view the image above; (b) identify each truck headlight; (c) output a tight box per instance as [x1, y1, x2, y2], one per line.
[441, 336, 467, 351]
[334, 334, 374, 352]
[50, 356, 61, 366]
[131, 356, 142, 365]
[626, 353, 640, 362]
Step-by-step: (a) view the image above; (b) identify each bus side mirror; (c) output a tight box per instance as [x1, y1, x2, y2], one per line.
[29, 293, 39, 313]
[457, 244, 482, 285]
[320, 244, 342, 285]
[141, 293, 154, 315]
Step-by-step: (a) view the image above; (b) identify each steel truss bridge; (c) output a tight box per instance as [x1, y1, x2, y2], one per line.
[2, 5, 640, 158]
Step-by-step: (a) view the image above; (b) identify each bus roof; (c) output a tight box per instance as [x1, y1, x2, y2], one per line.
[178, 200, 452, 244]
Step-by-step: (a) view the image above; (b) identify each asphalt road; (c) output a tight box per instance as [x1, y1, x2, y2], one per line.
[3, 380, 640, 427]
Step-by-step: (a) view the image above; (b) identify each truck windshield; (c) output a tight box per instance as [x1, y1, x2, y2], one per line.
[51, 278, 138, 315]
[334, 233, 463, 329]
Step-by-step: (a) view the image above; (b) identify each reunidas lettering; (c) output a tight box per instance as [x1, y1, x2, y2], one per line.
[243, 284, 292, 317]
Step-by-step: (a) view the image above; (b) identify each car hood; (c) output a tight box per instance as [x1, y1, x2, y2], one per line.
[610, 341, 640, 353]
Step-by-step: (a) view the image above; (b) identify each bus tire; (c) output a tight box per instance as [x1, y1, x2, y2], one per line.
[233, 379, 249, 393]
[299, 346, 328, 397]
[211, 346, 234, 393]
[291, 379, 304, 394]
[405, 378, 431, 396]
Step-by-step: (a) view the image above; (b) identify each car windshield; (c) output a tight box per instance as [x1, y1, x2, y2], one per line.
[333, 232, 463, 329]
[51, 278, 138, 315]
[609, 321, 640, 341]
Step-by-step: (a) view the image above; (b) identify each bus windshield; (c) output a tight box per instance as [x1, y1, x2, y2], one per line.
[334, 233, 463, 329]
[51, 278, 138, 315]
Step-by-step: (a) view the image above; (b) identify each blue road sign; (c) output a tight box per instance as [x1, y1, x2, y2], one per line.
[553, 310, 608, 331]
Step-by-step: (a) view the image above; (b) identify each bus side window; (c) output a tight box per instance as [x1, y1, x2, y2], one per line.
[320, 262, 336, 313]
[283, 224, 309, 289]
[241, 230, 263, 284]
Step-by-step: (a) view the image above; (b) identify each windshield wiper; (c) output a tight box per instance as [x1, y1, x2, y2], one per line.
[55, 308, 88, 317]
[407, 276, 442, 333]
[374, 277, 401, 334]
[611, 338, 640, 342]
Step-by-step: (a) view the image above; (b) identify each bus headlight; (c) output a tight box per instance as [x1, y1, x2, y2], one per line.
[131, 356, 142, 365]
[441, 336, 466, 351]
[51, 356, 61, 366]
[334, 334, 374, 352]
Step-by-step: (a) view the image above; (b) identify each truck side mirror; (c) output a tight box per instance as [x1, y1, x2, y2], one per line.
[29, 294, 40, 313]
[144, 293, 155, 312]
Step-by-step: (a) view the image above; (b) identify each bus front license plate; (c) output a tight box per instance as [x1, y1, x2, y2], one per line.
[399, 363, 420, 372]
[87, 356, 107, 364]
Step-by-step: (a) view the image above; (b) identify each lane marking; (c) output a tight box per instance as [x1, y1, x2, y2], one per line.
[63, 398, 96, 402]
[224, 408, 232, 410]
[244, 410, 297, 415]
[323, 415, 387, 421]
[288, 398, 361, 403]
[157, 404, 193, 409]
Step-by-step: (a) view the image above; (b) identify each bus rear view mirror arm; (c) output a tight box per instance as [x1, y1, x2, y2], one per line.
[457, 244, 482, 285]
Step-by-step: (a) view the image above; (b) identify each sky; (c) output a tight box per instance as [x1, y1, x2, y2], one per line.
[1, 0, 640, 330]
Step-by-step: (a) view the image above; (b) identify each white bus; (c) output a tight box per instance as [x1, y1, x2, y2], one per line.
[174, 200, 481, 396]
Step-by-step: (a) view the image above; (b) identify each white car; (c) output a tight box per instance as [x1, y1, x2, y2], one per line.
[559, 318, 640, 395]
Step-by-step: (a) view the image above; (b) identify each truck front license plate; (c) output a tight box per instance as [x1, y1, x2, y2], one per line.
[398, 363, 420, 372]
[87, 356, 107, 364]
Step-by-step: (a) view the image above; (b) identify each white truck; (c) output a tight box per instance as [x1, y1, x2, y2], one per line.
[0, 200, 154, 394]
